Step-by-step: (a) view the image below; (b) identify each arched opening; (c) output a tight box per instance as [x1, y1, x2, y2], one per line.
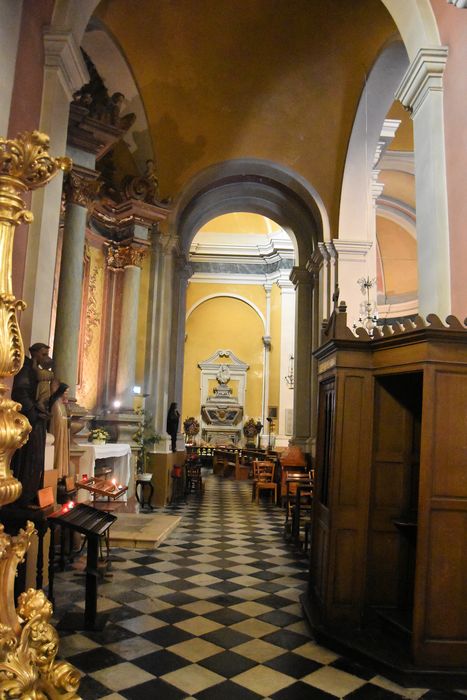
[182, 213, 295, 449]
[170, 160, 326, 452]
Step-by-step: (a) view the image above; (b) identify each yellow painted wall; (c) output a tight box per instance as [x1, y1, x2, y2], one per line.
[376, 216, 418, 298]
[183, 294, 264, 423]
[187, 282, 266, 317]
[183, 281, 283, 431]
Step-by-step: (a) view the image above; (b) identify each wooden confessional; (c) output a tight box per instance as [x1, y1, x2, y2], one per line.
[302, 304, 467, 684]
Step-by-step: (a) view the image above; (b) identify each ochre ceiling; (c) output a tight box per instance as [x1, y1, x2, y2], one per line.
[95, 0, 399, 232]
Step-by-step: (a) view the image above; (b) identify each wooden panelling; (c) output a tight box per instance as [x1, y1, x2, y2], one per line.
[338, 375, 365, 506]
[312, 517, 329, 603]
[332, 529, 357, 605]
[432, 372, 467, 498]
[309, 327, 467, 671]
[425, 510, 467, 640]
[367, 532, 401, 605]
[373, 461, 405, 509]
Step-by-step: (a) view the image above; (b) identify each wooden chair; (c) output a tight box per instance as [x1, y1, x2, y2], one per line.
[255, 461, 277, 504]
[185, 461, 203, 495]
[251, 459, 273, 501]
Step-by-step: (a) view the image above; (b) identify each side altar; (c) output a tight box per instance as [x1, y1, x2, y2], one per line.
[198, 350, 248, 445]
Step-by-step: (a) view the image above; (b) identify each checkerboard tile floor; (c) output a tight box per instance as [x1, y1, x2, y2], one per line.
[52, 475, 466, 699]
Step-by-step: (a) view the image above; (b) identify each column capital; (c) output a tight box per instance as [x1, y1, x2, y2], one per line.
[290, 266, 313, 289]
[66, 166, 101, 208]
[44, 29, 88, 100]
[395, 47, 448, 118]
[106, 242, 147, 270]
[332, 239, 372, 262]
[264, 282, 273, 295]
[306, 247, 324, 278]
[447, 0, 467, 7]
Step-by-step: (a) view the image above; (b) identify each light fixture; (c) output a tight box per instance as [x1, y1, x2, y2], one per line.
[354, 276, 378, 336]
[113, 399, 121, 409]
[285, 355, 294, 389]
[133, 385, 141, 395]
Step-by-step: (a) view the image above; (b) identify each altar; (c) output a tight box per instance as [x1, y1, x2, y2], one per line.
[76, 443, 131, 500]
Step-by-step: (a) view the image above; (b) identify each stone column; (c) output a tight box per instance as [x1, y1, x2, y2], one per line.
[395, 47, 450, 318]
[169, 254, 192, 451]
[145, 234, 178, 452]
[307, 250, 324, 452]
[108, 244, 146, 409]
[20, 30, 88, 349]
[290, 266, 314, 452]
[53, 166, 100, 393]
[276, 279, 295, 447]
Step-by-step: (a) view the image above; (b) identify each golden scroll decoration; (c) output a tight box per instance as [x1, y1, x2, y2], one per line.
[0, 131, 80, 698]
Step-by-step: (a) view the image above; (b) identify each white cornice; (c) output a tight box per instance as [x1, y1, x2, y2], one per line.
[189, 270, 290, 286]
[395, 47, 448, 118]
[44, 29, 89, 99]
[332, 240, 373, 261]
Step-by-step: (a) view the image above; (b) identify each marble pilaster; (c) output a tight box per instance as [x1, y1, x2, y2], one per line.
[169, 254, 192, 451]
[276, 279, 295, 447]
[145, 234, 179, 452]
[395, 47, 451, 318]
[332, 239, 373, 327]
[261, 283, 273, 437]
[108, 244, 146, 408]
[53, 165, 100, 393]
[289, 266, 314, 452]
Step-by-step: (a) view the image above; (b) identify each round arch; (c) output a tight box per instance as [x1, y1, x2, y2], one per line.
[186, 294, 266, 331]
[171, 158, 329, 267]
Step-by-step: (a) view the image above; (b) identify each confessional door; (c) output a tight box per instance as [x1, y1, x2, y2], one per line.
[366, 372, 422, 632]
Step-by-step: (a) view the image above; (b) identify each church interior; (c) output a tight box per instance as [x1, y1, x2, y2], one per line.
[0, 1, 466, 698]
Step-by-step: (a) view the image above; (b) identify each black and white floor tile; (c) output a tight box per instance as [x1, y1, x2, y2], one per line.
[52, 475, 466, 699]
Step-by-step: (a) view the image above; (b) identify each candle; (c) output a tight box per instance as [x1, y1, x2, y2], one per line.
[118, 484, 123, 490]
[68, 501, 74, 509]
[82, 474, 88, 481]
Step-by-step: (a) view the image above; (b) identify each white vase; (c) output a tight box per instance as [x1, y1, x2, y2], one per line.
[92, 439, 105, 445]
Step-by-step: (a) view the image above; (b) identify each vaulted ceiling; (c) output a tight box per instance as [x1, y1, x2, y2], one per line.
[93, 0, 399, 232]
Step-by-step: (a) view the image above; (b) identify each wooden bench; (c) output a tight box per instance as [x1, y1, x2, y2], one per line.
[213, 448, 239, 478]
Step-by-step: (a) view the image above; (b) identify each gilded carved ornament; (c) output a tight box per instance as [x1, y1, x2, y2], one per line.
[106, 243, 147, 270]
[0, 131, 80, 697]
[65, 168, 101, 208]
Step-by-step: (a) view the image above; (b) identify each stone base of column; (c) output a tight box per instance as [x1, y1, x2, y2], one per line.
[290, 436, 313, 455]
[274, 434, 291, 448]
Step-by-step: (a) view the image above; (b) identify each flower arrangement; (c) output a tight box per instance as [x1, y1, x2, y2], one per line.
[90, 427, 110, 444]
[183, 416, 200, 438]
[133, 408, 161, 474]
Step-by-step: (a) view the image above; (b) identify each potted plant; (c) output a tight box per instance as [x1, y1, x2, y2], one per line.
[133, 409, 161, 480]
[90, 427, 110, 445]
